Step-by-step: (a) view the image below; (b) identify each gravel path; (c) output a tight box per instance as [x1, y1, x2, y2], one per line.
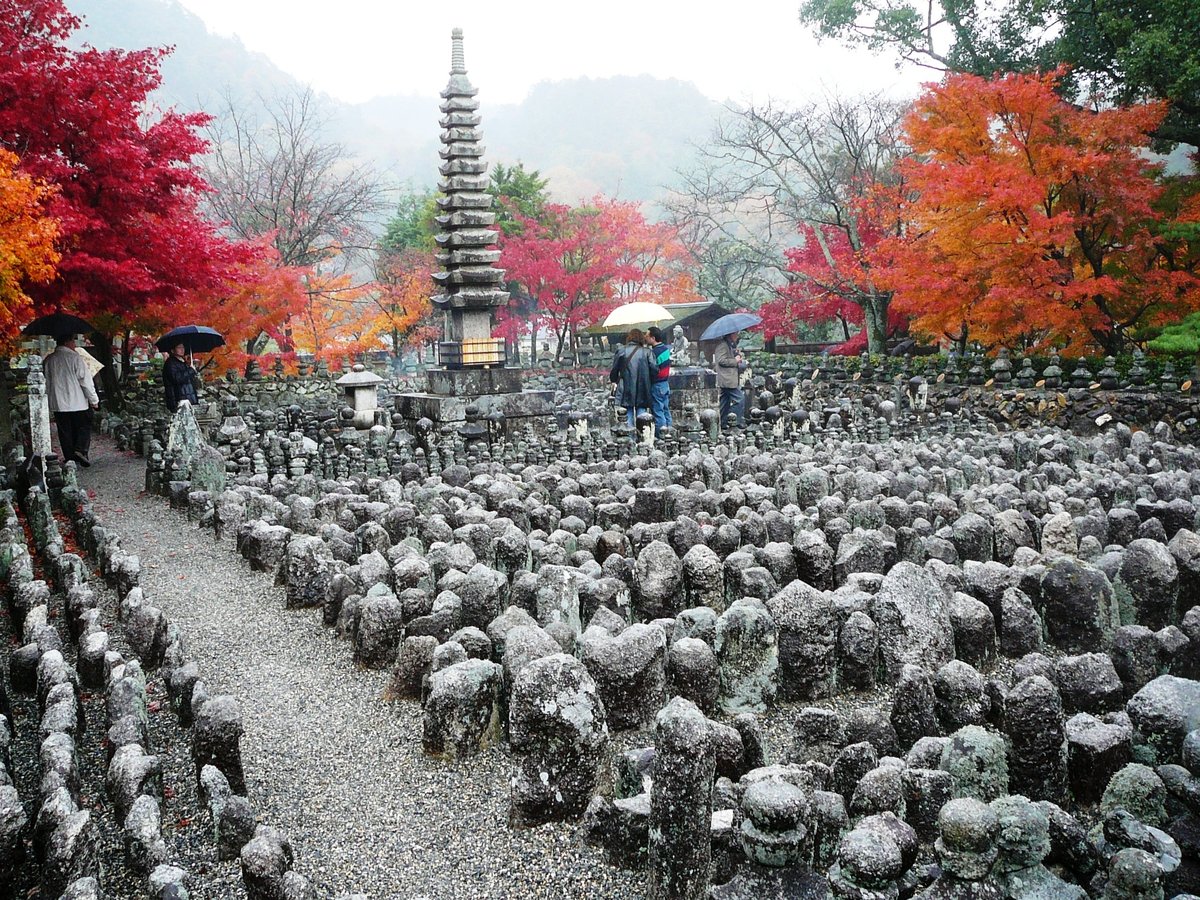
[83, 437, 645, 900]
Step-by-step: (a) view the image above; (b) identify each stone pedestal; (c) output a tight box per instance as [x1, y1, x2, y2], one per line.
[670, 367, 718, 411]
[396, 367, 554, 435]
[426, 367, 525, 397]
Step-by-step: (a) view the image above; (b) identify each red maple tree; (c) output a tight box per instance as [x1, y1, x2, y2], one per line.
[762, 212, 906, 353]
[498, 196, 701, 360]
[0, 0, 267, 384]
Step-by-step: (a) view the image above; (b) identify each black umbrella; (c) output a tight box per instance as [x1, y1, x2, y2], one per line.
[22, 312, 94, 338]
[155, 325, 226, 354]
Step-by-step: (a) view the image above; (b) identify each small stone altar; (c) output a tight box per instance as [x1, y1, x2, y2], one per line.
[337, 364, 384, 428]
[394, 28, 553, 435]
[668, 366, 718, 411]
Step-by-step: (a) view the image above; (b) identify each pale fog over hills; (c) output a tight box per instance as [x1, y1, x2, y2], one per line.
[65, 0, 723, 207]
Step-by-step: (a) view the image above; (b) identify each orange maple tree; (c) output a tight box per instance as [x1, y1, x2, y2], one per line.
[289, 263, 376, 366]
[0, 148, 58, 348]
[874, 69, 1200, 353]
[141, 238, 308, 376]
[364, 247, 438, 359]
[604, 200, 704, 307]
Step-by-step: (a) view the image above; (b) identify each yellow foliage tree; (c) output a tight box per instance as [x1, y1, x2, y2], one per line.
[0, 149, 59, 348]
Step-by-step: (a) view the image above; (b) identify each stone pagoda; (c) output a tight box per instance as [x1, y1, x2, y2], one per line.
[396, 28, 552, 433]
[431, 27, 508, 368]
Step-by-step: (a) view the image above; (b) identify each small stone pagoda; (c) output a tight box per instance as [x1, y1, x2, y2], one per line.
[396, 28, 552, 432]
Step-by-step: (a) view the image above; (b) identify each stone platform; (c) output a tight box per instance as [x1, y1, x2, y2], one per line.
[398, 379, 556, 439]
[669, 367, 718, 411]
[396, 364, 554, 436]
[425, 367, 525, 397]
[395, 389, 554, 423]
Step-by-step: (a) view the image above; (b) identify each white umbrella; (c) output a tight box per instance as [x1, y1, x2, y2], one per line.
[602, 301, 673, 329]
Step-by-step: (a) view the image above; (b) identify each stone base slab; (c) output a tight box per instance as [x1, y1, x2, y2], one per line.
[395, 389, 555, 424]
[425, 367, 525, 397]
[671, 387, 719, 411]
[669, 367, 716, 390]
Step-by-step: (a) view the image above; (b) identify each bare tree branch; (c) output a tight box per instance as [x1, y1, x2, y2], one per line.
[202, 87, 387, 271]
[666, 91, 907, 349]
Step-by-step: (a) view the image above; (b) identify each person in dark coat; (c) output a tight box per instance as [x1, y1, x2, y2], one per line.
[162, 343, 199, 412]
[609, 328, 654, 430]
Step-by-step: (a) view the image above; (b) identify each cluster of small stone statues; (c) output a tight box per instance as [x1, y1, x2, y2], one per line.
[95, 351, 1198, 900]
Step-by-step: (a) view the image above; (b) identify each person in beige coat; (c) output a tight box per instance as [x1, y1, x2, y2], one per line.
[712, 331, 747, 428]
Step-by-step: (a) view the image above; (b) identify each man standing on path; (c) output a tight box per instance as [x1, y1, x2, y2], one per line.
[647, 326, 673, 429]
[713, 330, 747, 430]
[44, 334, 99, 467]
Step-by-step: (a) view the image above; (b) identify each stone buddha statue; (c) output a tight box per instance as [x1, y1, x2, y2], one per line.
[672, 325, 692, 366]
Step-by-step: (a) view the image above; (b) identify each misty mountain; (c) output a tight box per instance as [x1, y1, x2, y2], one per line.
[64, 0, 722, 207]
[493, 76, 720, 204]
[66, 0, 304, 110]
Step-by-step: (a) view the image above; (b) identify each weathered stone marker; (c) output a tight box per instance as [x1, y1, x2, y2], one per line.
[648, 697, 715, 899]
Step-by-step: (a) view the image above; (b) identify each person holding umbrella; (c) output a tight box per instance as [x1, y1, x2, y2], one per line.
[713, 330, 748, 428]
[608, 328, 654, 431]
[701, 312, 760, 430]
[44, 334, 99, 467]
[156, 325, 224, 412]
[162, 343, 198, 412]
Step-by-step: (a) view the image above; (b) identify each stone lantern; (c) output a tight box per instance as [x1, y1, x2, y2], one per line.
[337, 363, 384, 428]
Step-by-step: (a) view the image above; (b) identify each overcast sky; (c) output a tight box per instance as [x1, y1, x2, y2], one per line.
[175, 0, 929, 106]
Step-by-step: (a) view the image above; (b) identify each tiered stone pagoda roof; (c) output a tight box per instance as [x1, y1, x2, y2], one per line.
[431, 29, 508, 312]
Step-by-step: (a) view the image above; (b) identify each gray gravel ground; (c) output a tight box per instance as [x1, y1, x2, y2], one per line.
[84, 438, 647, 900]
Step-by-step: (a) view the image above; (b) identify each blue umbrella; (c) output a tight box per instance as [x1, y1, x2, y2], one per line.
[700, 312, 762, 341]
[155, 325, 226, 354]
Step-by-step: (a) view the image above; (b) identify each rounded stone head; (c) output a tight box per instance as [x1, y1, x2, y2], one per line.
[739, 779, 810, 867]
[837, 823, 905, 889]
[1106, 847, 1164, 899]
[935, 798, 1000, 880]
[990, 795, 1050, 873]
